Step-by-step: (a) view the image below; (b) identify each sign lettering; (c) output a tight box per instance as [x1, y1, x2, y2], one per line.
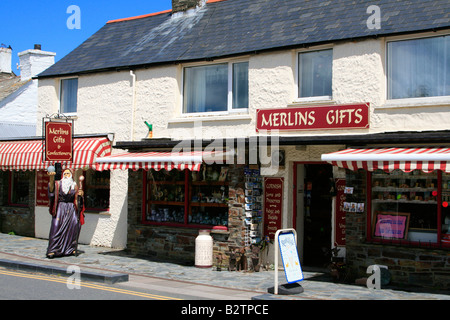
[256, 104, 370, 132]
[264, 177, 283, 240]
[335, 179, 346, 246]
[45, 122, 73, 162]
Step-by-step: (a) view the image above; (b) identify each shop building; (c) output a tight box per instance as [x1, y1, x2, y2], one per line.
[31, 0, 450, 288]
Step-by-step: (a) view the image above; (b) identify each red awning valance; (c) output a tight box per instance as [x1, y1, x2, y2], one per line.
[95, 150, 229, 171]
[322, 147, 450, 173]
[0, 137, 112, 171]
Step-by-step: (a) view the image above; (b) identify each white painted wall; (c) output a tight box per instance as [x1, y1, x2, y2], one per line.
[0, 49, 55, 125]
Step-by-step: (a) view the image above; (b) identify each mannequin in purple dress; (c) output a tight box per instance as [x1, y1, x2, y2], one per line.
[46, 168, 84, 258]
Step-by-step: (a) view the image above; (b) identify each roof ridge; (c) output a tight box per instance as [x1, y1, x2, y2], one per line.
[107, 9, 172, 24]
[106, 0, 227, 24]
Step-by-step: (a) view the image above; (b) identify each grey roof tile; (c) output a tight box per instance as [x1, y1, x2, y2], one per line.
[38, 0, 450, 78]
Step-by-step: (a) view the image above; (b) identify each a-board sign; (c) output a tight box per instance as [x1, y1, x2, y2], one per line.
[278, 232, 304, 283]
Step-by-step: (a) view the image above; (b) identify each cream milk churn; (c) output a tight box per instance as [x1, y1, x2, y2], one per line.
[195, 229, 213, 268]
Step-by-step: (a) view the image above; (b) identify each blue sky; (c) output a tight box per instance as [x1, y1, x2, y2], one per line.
[0, 1, 172, 75]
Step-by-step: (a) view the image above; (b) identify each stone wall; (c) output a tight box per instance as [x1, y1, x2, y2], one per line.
[347, 243, 450, 290]
[126, 166, 250, 267]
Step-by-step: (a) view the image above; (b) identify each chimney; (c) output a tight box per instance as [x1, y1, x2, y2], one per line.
[0, 46, 12, 74]
[18, 45, 56, 81]
[172, 0, 206, 14]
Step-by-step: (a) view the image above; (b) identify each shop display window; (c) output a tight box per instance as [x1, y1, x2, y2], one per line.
[442, 173, 450, 245]
[9, 171, 30, 206]
[144, 165, 229, 227]
[83, 170, 110, 211]
[371, 169, 440, 244]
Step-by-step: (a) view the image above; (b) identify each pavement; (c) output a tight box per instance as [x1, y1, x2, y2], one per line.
[0, 233, 449, 300]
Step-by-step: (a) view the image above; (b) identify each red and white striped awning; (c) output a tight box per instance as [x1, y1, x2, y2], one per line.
[95, 150, 229, 171]
[322, 147, 450, 173]
[0, 137, 112, 171]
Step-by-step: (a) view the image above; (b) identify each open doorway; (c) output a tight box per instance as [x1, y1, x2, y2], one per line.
[295, 163, 333, 268]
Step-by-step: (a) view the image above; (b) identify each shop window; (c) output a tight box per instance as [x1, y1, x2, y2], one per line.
[144, 165, 229, 227]
[9, 171, 30, 206]
[60, 78, 78, 114]
[371, 170, 440, 244]
[298, 49, 333, 99]
[183, 62, 248, 114]
[387, 35, 450, 99]
[442, 173, 450, 245]
[83, 170, 110, 211]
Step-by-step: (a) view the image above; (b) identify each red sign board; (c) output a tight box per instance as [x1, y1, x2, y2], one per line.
[45, 122, 73, 162]
[263, 177, 283, 240]
[334, 179, 346, 246]
[256, 103, 369, 132]
[36, 171, 50, 206]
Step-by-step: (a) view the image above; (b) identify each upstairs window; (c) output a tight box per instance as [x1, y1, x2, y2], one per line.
[298, 49, 333, 99]
[388, 35, 450, 99]
[183, 61, 248, 114]
[60, 78, 78, 114]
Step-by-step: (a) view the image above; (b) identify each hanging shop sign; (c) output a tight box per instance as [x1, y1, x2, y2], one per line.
[256, 103, 370, 132]
[264, 177, 284, 240]
[44, 121, 73, 162]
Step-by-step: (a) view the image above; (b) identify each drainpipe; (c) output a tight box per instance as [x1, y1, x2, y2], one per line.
[130, 70, 136, 140]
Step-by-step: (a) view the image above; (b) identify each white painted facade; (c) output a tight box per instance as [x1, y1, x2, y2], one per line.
[36, 32, 450, 250]
[0, 48, 55, 125]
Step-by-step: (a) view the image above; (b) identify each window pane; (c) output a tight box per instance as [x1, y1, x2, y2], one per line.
[10, 172, 29, 205]
[61, 78, 78, 113]
[85, 170, 110, 211]
[371, 170, 438, 243]
[388, 36, 450, 99]
[232, 62, 249, 109]
[442, 173, 450, 244]
[184, 64, 228, 113]
[299, 49, 332, 98]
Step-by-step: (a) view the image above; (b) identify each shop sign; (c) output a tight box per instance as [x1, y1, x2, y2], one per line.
[256, 103, 370, 132]
[45, 122, 73, 162]
[278, 231, 304, 283]
[36, 171, 50, 206]
[335, 179, 346, 246]
[264, 177, 283, 240]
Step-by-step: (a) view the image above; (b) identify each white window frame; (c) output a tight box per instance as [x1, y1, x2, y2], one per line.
[59, 77, 79, 116]
[295, 46, 333, 103]
[181, 59, 249, 116]
[384, 31, 450, 109]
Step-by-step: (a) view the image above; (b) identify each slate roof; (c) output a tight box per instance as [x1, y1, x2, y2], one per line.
[0, 72, 30, 102]
[38, 0, 450, 78]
